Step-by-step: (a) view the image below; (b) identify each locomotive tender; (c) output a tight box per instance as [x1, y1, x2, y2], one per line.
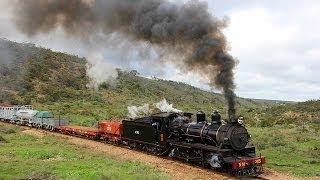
[0, 104, 265, 176]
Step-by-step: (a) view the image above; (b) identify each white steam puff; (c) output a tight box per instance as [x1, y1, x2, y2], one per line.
[127, 103, 150, 119]
[86, 53, 118, 89]
[127, 99, 181, 119]
[155, 99, 182, 113]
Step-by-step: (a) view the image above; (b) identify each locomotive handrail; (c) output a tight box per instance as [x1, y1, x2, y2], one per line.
[199, 122, 208, 142]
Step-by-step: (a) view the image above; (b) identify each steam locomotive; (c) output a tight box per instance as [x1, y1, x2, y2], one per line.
[0, 104, 265, 176]
[122, 110, 265, 176]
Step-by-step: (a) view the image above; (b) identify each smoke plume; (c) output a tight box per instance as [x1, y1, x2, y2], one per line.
[11, 0, 237, 118]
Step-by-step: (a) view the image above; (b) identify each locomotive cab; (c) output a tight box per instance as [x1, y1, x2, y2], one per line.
[122, 112, 179, 151]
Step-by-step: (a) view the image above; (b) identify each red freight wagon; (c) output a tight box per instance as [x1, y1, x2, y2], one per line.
[58, 126, 99, 139]
[99, 121, 122, 144]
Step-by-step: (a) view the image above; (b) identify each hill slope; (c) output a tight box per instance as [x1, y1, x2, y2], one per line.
[257, 100, 320, 126]
[0, 38, 87, 104]
[0, 39, 273, 125]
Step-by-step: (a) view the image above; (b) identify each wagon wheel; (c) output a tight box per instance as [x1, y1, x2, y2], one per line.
[155, 147, 169, 156]
[128, 142, 137, 149]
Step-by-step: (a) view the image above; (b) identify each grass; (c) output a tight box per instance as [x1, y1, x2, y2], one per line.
[0, 123, 169, 180]
[249, 125, 320, 177]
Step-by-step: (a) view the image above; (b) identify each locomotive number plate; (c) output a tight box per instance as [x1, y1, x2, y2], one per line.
[238, 161, 247, 168]
[255, 158, 262, 164]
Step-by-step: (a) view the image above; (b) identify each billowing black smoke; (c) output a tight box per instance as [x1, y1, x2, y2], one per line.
[11, 0, 237, 119]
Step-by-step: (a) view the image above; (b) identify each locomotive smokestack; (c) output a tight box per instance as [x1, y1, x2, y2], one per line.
[228, 107, 237, 123]
[10, 0, 238, 116]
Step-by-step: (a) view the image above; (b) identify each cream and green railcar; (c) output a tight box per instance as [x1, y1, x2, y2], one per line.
[33, 111, 69, 130]
[0, 105, 20, 122]
[0, 104, 69, 130]
[15, 106, 38, 125]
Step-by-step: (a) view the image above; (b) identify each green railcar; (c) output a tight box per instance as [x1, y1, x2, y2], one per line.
[33, 111, 69, 130]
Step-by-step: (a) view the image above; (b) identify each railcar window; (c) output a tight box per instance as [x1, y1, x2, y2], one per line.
[152, 118, 162, 131]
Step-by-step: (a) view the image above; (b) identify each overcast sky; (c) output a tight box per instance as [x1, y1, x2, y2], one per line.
[0, 0, 319, 101]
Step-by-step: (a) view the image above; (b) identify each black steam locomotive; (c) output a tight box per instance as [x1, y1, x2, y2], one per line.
[122, 111, 265, 176]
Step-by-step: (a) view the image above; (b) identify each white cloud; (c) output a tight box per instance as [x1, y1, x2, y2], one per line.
[225, 8, 298, 52]
[306, 48, 320, 59]
[223, 5, 320, 101]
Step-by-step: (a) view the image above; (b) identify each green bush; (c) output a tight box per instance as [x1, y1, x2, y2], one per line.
[249, 126, 320, 177]
[0, 135, 7, 143]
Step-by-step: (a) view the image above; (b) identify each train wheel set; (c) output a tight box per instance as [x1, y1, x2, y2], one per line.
[0, 104, 266, 177]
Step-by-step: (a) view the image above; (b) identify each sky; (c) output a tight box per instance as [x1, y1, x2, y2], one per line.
[0, 0, 319, 101]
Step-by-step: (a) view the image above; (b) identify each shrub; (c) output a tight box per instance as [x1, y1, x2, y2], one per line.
[0, 135, 7, 143]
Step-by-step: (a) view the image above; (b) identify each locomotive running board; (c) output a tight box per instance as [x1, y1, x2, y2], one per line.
[169, 141, 232, 152]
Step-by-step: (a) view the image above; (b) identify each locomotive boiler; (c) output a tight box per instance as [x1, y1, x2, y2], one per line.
[170, 111, 250, 150]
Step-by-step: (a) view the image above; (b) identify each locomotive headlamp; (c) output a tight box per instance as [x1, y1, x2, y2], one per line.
[238, 116, 244, 125]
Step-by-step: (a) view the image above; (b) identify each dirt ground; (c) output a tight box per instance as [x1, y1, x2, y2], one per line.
[18, 126, 298, 180]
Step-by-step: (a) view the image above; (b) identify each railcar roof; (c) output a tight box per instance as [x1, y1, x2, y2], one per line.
[0, 103, 14, 107]
[131, 117, 152, 123]
[151, 112, 179, 118]
[125, 112, 193, 123]
[36, 111, 54, 118]
[151, 112, 193, 118]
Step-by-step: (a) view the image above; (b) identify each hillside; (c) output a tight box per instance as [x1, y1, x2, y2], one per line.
[258, 100, 320, 127]
[0, 38, 87, 104]
[0, 38, 268, 126]
[2, 38, 319, 127]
